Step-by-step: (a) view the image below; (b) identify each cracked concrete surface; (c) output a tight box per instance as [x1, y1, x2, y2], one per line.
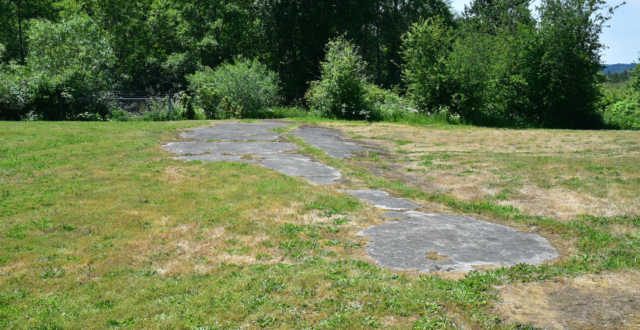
[361, 211, 559, 272]
[164, 142, 297, 156]
[182, 122, 288, 141]
[343, 190, 419, 210]
[293, 127, 376, 159]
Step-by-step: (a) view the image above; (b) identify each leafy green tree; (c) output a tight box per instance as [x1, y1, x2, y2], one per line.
[524, 0, 616, 128]
[306, 37, 373, 120]
[0, 0, 57, 64]
[401, 17, 454, 113]
[631, 59, 640, 93]
[27, 16, 115, 117]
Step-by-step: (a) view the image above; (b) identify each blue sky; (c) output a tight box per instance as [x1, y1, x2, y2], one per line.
[448, 0, 640, 64]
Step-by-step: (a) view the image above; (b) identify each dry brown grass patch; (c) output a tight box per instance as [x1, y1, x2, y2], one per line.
[495, 271, 640, 329]
[326, 122, 640, 221]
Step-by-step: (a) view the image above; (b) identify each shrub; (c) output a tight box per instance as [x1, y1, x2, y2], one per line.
[181, 94, 196, 120]
[187, 58, 280, 118]
[0, 62, 42, 120]
[604, 98, 640, 130]
[401, 17, 454, 114]
[364, 85, 416, 121]
[109, 109, 130, 122]
[305, 37, 372, 120]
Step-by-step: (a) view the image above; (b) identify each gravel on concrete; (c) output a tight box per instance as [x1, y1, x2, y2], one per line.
[293, 127, 376, 159]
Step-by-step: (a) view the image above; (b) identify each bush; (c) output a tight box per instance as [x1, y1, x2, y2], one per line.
[605, 98, 640, 130]
[306, 37, 373, 120]
[187, 58, 280, 118]
[109, 109, 130, 122]
[0, 62, 42, 120]
[401, 17, 454, 114]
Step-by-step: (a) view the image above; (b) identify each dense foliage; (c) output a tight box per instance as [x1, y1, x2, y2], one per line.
[604, 56, 640, 129]
[0, 0, 634, 129]
[188, 58, 280, 119]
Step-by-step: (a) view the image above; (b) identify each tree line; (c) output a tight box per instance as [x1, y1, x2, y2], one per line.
[1, 0, 637, 129]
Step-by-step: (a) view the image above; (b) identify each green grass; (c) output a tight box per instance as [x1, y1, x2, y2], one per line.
[1, 121, 639, 329]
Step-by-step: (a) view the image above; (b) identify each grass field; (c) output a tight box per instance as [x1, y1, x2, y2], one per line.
[1, 120, 639, 329]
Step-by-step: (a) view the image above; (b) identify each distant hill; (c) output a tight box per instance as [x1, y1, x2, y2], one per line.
[602, 63, 636, 74]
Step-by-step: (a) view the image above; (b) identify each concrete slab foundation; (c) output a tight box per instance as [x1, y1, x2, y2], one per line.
[343, 190, 419, 210]
[164, 121, 558, 273]
[293, 127, 376, 159]
[361, 211, 559, 272]
[163, 142, 297, 155]
[182, 122, 289, 141]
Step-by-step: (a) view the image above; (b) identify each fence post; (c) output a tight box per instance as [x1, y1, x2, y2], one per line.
[168, 91, 173, 120]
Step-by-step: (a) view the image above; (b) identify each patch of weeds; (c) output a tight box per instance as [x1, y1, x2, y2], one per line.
[41, 267, 65, 279]
[395, 140, 413, 146]
[226, 238, 240, 246]
[280, 223, 304, 238]
[30, 323, 63, 330]
[434, 164, 455, 170]
[324, 240, 341, 246]
[413, 315, 455, 329]
[226, 247, 249, 255]
[95, 300, 117, 309]
[153, 199, 165, 205]
[493, 189, 519, 200]
[262, 279, 286, 293]
[32, 218, 53, 230]
[360, 316, 381, 328]
[255, 315, 277, 328]
[270, 123, 298, 133]
[326, 226, 340, 234]
[107, 318, 136, 327]
[140, 270, 158, 277]
[217, 205, 233, 213]
[6, 225, 27, 239]
[343, 241, 361, 249]
[304, 195, 359, 217]
[379, 164, 391, 170]
[562, 177, 586, 189]
[420, 160, 433, 167]
[256, 253, 272, 261]
[333, 218, 350, 225]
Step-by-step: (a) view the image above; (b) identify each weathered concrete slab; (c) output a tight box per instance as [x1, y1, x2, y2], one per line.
[260, 154, 342, 185]
[344, 190, 419, 210]
[164, 142, 297, 155]
[293, 127, 376, 159]
[178, 153, 340, 185]
[361, 211, 558, 272]
[182, 122, 289, 141]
